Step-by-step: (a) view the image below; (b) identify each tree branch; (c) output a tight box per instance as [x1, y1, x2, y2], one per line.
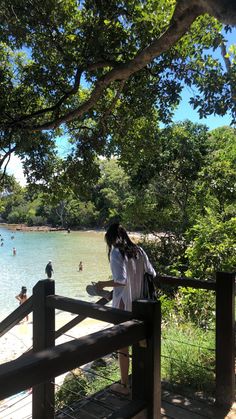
[9, 0, 236, 133]
[0, 141, 17, 182]
[30, 5, 203, 131]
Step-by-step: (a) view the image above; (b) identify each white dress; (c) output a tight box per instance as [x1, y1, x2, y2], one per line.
[110, 246, 156, 312]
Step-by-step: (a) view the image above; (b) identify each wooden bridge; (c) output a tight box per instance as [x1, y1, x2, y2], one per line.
[0, 272, 235, 418]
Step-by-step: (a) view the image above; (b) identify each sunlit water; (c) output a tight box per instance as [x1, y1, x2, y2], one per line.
[0, 225, 111, 320]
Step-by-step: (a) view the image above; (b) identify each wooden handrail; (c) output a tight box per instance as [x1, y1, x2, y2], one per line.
[155, 275, 216, 290]
[0, 319, 145, 400]
[0, 297, 33, 338]
[55, 294, 112, 340]
[47, 295, 133, 324]
[216, 272, 235, 406]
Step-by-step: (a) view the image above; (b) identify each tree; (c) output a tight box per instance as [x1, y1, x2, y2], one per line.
[0, 1, 236, 185]
[0, 174, 25, 220]
[93, 159, 131, 225]
[185, 210, 236, 279]
[119, 120, 209, 234]
[196, 126, 236, 215]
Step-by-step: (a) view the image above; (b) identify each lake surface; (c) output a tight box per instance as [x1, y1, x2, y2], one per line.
[0, 225, 111, 320]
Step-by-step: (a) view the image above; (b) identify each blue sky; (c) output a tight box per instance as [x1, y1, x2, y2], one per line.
[172, 27, 236, 130]
[172, 86, 232, 130]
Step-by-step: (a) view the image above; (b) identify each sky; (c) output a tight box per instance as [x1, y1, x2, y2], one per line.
[6, 26, 236, 186]
[172, 86, 232, 129]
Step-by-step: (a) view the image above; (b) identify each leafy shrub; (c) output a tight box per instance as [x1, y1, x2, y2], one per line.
[55, 369, 89, 409]
[26, 215, 47, 226]
[185, 212, 236, 279]
[174, 288, 215, 328]
[55, 358, 119, 409]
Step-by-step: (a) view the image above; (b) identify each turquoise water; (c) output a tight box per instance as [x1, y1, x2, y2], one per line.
[0, 225, 111, 320]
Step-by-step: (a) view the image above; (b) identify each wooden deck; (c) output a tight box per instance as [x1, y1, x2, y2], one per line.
[56, 385, 236, 419]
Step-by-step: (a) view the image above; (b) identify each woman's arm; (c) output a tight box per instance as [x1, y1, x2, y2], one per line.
[96, 280, 125, 290]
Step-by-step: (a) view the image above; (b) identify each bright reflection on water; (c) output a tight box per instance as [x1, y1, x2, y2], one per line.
[0, 225, 111, 319]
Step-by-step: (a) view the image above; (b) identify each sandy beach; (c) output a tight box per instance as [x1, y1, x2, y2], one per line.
[0, 311, 112, 418]
[0, 310, 112, 364]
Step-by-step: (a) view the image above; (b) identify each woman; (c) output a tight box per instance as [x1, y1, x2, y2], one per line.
[96, 223, 156, 394]
[15, 286, 28, 321]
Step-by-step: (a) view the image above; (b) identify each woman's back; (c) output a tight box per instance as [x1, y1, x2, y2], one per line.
[111, 246, 155, 311]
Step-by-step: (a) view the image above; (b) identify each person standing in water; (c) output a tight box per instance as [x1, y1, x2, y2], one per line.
[78, 261, 83, 271]
[15, 286, 28, 321]
[45, 260, 54, 279]
[95, 223, 156, 394]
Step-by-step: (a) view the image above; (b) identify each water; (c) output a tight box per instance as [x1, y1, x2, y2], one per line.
[0, 225, 111, 320]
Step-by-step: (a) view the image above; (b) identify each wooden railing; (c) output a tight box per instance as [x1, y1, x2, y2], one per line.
[0, 271, 235, 418]
[0, 280, 161, 419]
[155, 271, 235, 407]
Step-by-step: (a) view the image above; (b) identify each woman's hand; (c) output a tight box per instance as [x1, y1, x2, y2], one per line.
[95, 279, 115, 290]
[96, 281, 105, 291]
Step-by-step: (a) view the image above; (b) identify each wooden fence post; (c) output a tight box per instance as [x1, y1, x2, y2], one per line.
[32, 280, 55, 419]
[216, 271, 235, 406]
[132, 299, 161, 419]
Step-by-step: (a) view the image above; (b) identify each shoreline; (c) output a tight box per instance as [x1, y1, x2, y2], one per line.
[0, 223, 106, 233]
[0, 223, 162, 240]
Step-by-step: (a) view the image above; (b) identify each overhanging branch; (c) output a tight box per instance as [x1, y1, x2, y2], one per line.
[31, 5, 203, 132]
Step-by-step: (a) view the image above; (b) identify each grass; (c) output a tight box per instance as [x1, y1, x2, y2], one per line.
[161, 322, 215, 395]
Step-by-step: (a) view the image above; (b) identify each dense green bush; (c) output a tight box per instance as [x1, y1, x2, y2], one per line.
[185, 212, 236, 280]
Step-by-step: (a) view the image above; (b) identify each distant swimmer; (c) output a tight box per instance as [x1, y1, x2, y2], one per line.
[45, 260, 54, 279]
[78, 261, 83, 271]
[15, 286, 28, 321]
[13, 247, 16, 255]
[11, 235, 14, 239]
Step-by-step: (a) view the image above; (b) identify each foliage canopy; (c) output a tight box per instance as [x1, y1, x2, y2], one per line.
[0, 1, 236, 185]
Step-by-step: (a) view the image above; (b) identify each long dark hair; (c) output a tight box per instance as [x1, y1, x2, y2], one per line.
[105, 223, 139, 260]
[20, 286, 27, 297]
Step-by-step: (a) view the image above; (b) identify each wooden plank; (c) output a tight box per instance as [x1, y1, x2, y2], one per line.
[162, 390, 232, 418]
[55, 387, 130, 417]
[32, 280, 55, 419]
[107, 400, 146, 418]
[0, 297, 33, 337]
[215, 272, 235, 407]
[0, 320, 146, 400]
[55, 295, 112, 340]
[95, 388, 130, 409]
[79, 400, 113, 417]
[156, 275, 216, 291]
[47, 295, 133, 324]
[132, 300, 161, 419]
[161, 400, 209, 419]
